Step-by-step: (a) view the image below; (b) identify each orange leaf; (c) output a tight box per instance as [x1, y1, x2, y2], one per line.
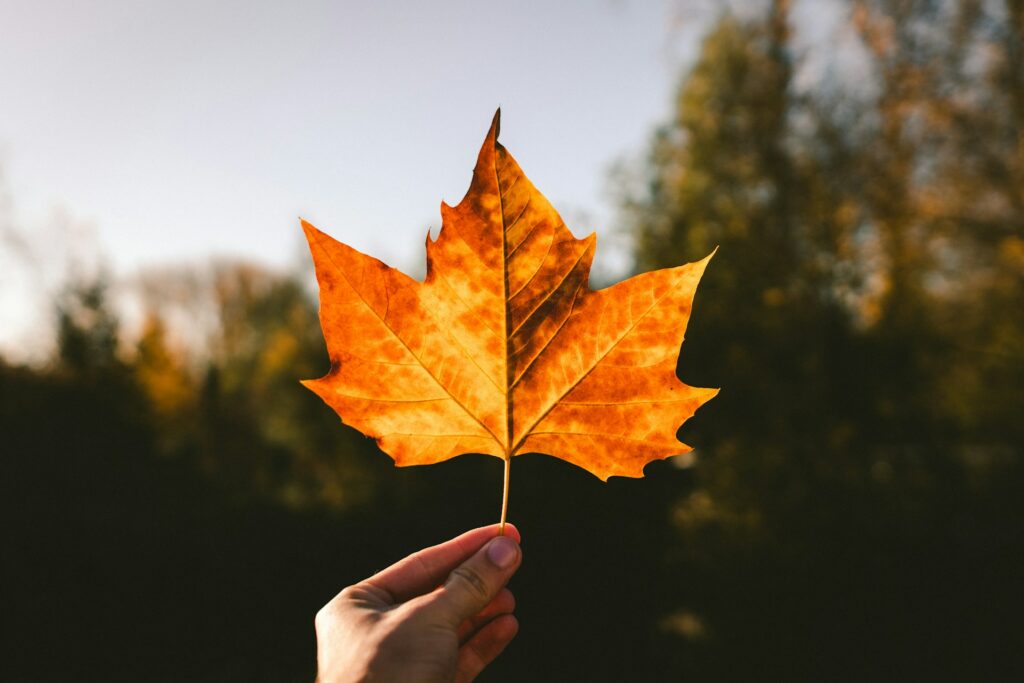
[302, 110, 717, 507]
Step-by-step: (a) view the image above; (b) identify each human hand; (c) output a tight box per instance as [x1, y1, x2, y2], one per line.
[314, 524, 523, 683]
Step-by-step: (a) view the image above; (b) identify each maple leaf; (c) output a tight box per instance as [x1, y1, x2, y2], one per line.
[302, 110, 717, 525]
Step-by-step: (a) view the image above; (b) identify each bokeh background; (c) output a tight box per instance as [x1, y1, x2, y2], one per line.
[2, 1, 1023, 681]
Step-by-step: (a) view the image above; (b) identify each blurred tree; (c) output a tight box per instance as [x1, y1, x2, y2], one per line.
[135, 314, 192, 417]
[843, 0, 1024, 450]
[133, 313, 197, 455]
[621, 0, 1024, 678]
[55, 276, 123, 376]
[130, 261, 379, 510]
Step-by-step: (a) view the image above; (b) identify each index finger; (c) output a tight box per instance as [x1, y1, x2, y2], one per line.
[366, 524, 521, 604]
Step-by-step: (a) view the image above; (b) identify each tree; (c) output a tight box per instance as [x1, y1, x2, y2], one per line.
[621, 1, 1024, 678]
[55, 276, 123, 375]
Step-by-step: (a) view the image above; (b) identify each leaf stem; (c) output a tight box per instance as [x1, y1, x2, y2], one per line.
[498, 455, 511, 535]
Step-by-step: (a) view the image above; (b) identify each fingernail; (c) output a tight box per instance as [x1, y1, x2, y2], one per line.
[486, 537, 519, 569]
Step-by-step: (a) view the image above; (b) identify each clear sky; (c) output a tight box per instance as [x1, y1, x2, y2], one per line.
[2, 1, 779, 357]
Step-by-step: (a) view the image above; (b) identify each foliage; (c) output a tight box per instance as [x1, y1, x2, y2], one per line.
[619, 0, 1024, 678]
[302, 111, 716, 525]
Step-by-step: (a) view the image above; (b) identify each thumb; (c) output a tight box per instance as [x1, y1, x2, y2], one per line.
[428, 535, 522, 628]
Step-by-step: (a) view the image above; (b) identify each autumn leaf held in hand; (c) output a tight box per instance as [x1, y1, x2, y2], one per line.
[302, 110, 717, 526]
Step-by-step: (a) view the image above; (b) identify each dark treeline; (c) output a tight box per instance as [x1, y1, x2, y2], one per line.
[3, 1, 1023, 681]
[620, 0, 1024, 679]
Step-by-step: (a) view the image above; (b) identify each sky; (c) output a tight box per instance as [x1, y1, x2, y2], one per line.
[0, 0, 725, 356]
[2, 0, 846, 360]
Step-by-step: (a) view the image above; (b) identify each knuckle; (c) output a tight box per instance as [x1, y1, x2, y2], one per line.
[447, 565, 490, 602]
[337, 584, 360, 601]
[315, 585, 358, 631]
[314, 603, 335, 632]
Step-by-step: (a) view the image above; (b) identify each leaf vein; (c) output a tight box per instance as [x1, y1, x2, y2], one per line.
[511, 271, 692, 452]
[309, 230, 500, 445]
[509, 241, 589, 336]
[509, 278, 585, 388]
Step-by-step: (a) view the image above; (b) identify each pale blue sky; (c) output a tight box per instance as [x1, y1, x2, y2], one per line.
[0, 0, 722, 355]
[0, 1, 699, 265]
[1, 0, 848, 358]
